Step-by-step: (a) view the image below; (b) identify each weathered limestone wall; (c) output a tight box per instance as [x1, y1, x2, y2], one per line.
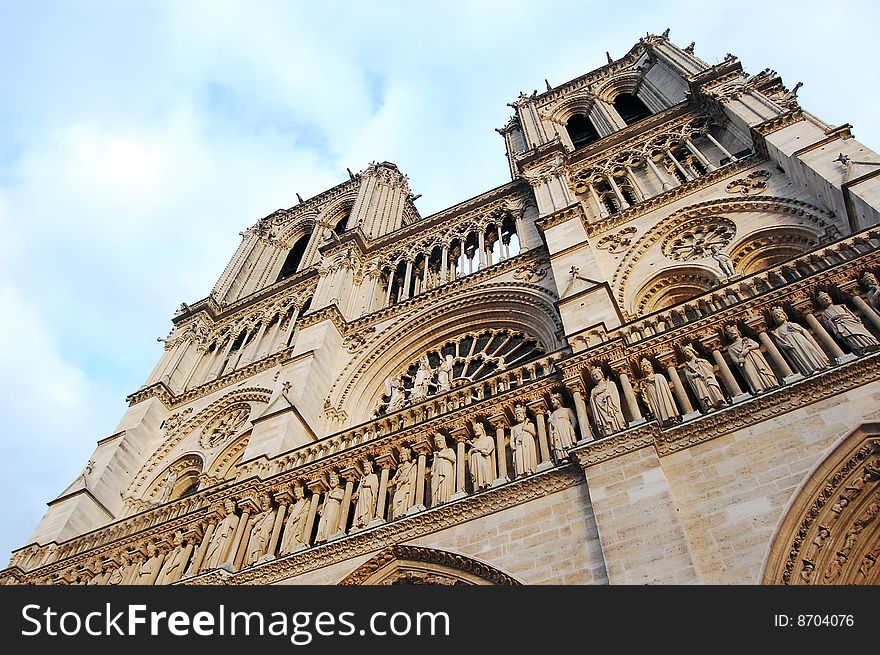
[663, 380, 880, 584]
[583, 446, 701, 584]
[277, 484, 608, 585]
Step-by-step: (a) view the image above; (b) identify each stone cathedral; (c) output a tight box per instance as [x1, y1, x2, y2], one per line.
[6, 32, 880, 586]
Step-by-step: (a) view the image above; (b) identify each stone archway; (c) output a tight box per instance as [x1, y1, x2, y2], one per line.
[762, 422, 880, 584]
[338, 545, 521, 586]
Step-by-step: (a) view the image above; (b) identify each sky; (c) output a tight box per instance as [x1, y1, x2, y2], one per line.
[1, 0, 878, 564]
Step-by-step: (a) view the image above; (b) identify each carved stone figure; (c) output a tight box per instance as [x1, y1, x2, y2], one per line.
[384, 377, 405, 413]
[639, 359, 680, 425]
[436, 354, 455, 393]
[430, 433, 456, 506]
[806, 525, 830, 561]
[157, 531, 192, 585]
[201, 499, 239, 570]
[280, 485, 310, 553]
[244, 494, 276, 566]
[710, 245, 736, 277]
[156, 466, 178, 503]
[315, 474, 345, 542]
[862, 271, 880, 313]
[136, 542, 163, 585]
[410, 357, 431, 403]
[352, 460, 379, 528]
[769, 306, 829, 375]
[510, 404, 538, 478]
[389, 447, 418, 519]
[107, 555, 132, 585]
[468, 421, 495, 491]
[817, 291, 879, 355]
[681, 344, 726, 412]
[589, 366, 627, 436]
[725, 324, 778, 393]
[547, 393, 578, 459]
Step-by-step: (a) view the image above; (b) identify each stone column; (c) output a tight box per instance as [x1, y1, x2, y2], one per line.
[705, 131, 737, 163]
[303, 482, 324, 547]
[229, 499, 254, 571]
[242, 320, 270, 366]
[268, 490, 292, 559]
[567, 379, 593, 443]
[684, 137, 715, 171]
[422, 257, 430, 291]
[401, 259, 413, 300]
[188, 519, 216, 575]
[384, 270, 394, 306]
[657, 350, 695, 417]
[440, 245, 449, 284]
[666, 148, 693, 181]
[488, 411, 509, 486]
[609, 359, 643, 424]
[450, 426, 469, 501]
[208, 335, 236, 380]
[606, 173, 631, 210]
[793, 300, 850, 363]
[477, 230, 487, 269]
[337, 468, 358, 536]
[644, 155, 672, 191]
[755, 325, 797, 380]
[527, 399, 554, 471]
[410, 438, 431, 513]
[372, 451, 394, 525]
[701, 333, 747, 401]
[514, 213, 528, 251]
[852, 295, 880, 331]
[588, 183, 609, 218]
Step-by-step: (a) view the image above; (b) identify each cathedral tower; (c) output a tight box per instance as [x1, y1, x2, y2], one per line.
[6, 32, 880, 586]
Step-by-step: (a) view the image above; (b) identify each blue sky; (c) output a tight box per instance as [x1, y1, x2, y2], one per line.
[1, 0, 878, 563]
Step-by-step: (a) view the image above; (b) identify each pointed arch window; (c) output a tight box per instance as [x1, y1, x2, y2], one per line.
[566, 113, 600, 149]
[276, 233, 311, 282]
[613, 93, 651, 125]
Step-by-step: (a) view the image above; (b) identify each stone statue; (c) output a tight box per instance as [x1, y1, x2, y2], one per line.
[638, 359, 680, 425]
[243, 494, 276, 566]
[430, 433, 456, 506]
[806, 525, 831, 561]
[156, 466, 178, 503]
[384, 376, 405, 413]
[725, 324, 778, 393]
[589, 366, 627, 436]
[710, 245, 736, 278]
[681, 344, 726, 412]
[862, 271, 880, 313]
[352, 460, 379, 529]
[279, 485, 310, 553]
[410, 356, 431, 403]
[769, 306, 829, 375]
[436, 354, 455, 393]
[201, 499, 240, 570]
[547, 393, 578, 459]
[136, 542, 163, 585]
[157, 531, 192, 585]
[468, 421, 495, 491]
[817, 291, 879, 355]
[107, 554, 132, 585]
[389, 447, 418, 519]
[510, 404, 538, 478]
[315, 473, 345, 542]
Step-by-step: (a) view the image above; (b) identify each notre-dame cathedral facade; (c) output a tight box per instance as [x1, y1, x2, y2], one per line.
[6, 32, 880, 586]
